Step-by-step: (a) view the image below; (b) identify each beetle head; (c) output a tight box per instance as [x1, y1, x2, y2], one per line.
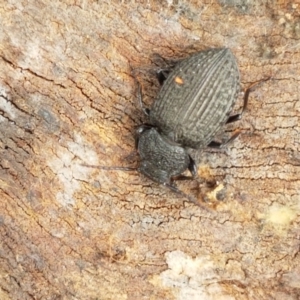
[137, 127, 190, 184]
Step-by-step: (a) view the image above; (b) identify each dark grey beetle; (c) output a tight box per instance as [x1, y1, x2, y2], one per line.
[138, 48, 240, 184]
[84, 48, 266, 207]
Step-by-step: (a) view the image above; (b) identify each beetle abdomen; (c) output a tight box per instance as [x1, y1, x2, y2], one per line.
[150, 48, 240, 149]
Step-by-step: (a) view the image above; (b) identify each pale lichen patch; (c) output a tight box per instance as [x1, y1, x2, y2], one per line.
[47, 132, 98, 207]
[0, 86, 16, 120]
[256, 202, 298, 236]
[265, 204, 297, 227]
[157, 250, 236, 300]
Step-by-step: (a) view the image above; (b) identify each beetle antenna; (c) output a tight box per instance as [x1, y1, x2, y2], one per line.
[82, 164, 210, 210]
[81, 164, 137, 172]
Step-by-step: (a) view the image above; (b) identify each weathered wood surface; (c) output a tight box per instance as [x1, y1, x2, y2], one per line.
[0, 1, 299, 299]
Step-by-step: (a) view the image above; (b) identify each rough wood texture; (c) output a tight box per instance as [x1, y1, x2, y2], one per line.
[0, 1, 299, 299]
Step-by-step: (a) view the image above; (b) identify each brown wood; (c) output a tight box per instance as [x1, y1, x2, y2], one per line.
[0, 1, 299, 299]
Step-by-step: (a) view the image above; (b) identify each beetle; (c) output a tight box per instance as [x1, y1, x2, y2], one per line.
[84, 48, 267, 208]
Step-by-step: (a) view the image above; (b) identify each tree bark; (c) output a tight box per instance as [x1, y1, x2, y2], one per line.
[0, 1, 299, 299]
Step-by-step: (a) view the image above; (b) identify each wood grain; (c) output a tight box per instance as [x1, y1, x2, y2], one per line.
[0, 1, 299, 299]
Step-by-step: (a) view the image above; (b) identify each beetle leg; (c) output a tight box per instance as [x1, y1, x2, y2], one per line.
[188, 156, 197, 178]
[169, 156, 197, 182]
[153, 53, 184, 85]
[171, 175, 194, 181]
[130, 64, 153, 116]
[207, 129, 241, 149]
[153, 52, 179, 66]
[164, 182, 210, 210]
[156, 69, 171, 85]
[207, 141, 222, 148]
[226, 77, 271, 124]
[211, 78, 271, 147]
[136, 80, 151, 116]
